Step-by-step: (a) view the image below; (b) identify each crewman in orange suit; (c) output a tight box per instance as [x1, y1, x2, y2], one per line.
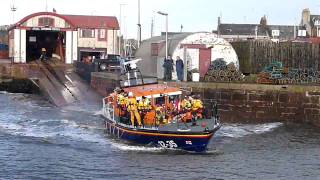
[180, 96, 192, 122]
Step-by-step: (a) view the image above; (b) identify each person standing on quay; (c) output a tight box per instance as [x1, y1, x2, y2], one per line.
[163, 56, 174, 81]
[176, 56, 184, 81]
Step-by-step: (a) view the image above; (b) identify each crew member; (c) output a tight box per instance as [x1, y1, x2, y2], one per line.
[138, 96, 151, 123]
[126, 92, 142, 127]
[166, 97, 178, 122]
[191, 95, 203, 119]
[40, 48, 47, 61]
[181, 96, 192, 112]
[155, 105, 164, 125]
[116, 90, 127, 116]
[180, 96, 192, 122]
[121, 91, 129, 123]
[138, 96, 151, 111]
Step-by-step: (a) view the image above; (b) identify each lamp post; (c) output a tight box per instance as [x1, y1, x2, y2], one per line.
[157, 11, 168, 59]
[119, 3, 126, 55]
[137, 0, 141, 48]
[10, 1, 17, 64]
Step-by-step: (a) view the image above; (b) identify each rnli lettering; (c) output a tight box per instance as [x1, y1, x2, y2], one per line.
[158, 140, 178, 148]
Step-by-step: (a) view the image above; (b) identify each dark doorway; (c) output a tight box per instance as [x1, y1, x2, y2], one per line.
[199, 48, 212, 78]
[80, 51, 102, 64]
[26, 30, 65, 62]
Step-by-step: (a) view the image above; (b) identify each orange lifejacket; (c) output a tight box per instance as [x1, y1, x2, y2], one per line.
[182, 111, 192, 122]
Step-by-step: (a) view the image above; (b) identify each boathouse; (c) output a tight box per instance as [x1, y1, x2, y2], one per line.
[8, 12, 119, 64]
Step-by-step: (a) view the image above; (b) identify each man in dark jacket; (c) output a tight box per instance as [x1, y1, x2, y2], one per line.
[175, 56, 184, 81]
[163, 56, 174, 81]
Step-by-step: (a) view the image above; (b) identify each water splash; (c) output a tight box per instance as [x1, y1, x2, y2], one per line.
[0, 117, 107, 143]
[93, 109, 103, 116]
[217, 122, 283, 138]
[110, 141, 165, 152]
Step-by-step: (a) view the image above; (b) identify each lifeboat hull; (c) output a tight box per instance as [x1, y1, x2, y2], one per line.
[105, 118, 220, 152]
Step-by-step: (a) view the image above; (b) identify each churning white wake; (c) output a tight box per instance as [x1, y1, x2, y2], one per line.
[217, 122, 283, 138]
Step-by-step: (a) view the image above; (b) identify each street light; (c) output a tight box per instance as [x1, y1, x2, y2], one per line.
[137, 0, 141, 48]
[119, 3, 126, 55]
[157, 11, 168, 59]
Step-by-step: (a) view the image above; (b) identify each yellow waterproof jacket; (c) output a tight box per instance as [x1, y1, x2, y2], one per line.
[138, 99, 151, 110]
[192, 99, 203, 111]
[117, 94, 124, 104]
[181, 99, 191, 109]
[127, 97, 138, 111]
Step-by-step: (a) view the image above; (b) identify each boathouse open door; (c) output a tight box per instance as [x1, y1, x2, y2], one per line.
[199, 48, 211, 78]
[9, 12, 79, 64]
[65, 31, 78, 64]
[25, 30, 66, 62]
[13, 29, 26, 63]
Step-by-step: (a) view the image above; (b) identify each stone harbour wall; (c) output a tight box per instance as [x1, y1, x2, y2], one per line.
[169, 82, 320, 127]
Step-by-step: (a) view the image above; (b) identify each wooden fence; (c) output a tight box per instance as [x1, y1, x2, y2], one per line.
[232, 41, 320, 74]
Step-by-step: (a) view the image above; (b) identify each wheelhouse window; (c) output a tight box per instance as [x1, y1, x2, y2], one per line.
[155, 96, 165, 106]
[38, 17, 55, 27]
[169, 95, 180, 103]
[81, 29, 95, 38]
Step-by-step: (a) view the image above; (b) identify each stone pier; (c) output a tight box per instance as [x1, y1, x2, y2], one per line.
[169, 82, 320, 126]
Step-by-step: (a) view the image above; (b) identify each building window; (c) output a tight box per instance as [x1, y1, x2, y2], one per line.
[272, 30, 280, 37]
[298, 30, 307, 37]
[100, 29, 106, 39]
[38, 17, 55, 27]
[81, 29, 95, 38]
[151, 43, 159, 56]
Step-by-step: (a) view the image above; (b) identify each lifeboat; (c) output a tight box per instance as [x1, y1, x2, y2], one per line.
[102, 59, 221, 152]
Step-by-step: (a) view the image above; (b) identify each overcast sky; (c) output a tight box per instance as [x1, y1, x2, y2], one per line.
[0, 0, 319, 40]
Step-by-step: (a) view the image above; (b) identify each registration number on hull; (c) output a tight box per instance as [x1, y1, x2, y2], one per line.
[158, 140, 178, 148]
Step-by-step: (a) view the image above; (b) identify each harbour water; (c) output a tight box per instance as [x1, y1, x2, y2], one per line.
[0, 92, 319, 180]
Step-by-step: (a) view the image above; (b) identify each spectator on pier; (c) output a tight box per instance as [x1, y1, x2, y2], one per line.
[176, 56, 184, 81]
[163, 56, 174, 81]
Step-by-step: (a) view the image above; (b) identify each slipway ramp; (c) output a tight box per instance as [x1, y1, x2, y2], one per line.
[32, 60, 101, 106]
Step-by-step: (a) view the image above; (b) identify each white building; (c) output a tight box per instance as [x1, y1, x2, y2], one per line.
[8, 12, 119, 64]
[135, 32, 239, 80]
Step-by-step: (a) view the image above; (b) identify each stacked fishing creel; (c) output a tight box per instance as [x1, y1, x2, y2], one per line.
[257, 61, 320, 85]
[257, 61, 286, 84]
[204, 59, 243, 82]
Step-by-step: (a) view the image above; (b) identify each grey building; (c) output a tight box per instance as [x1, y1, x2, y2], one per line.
[217, 16, 305, 42]
[218, 23, 269, 41]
